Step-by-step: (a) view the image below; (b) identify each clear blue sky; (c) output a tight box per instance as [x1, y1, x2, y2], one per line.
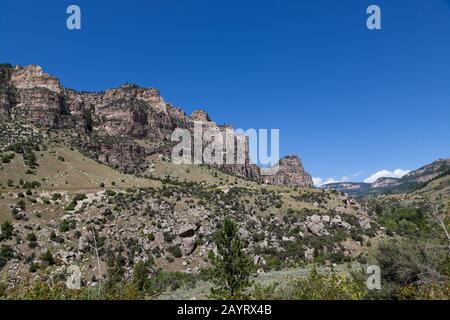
[1, 0, 450, 184]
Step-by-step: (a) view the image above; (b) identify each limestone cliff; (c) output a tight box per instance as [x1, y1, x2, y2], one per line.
[263, 155, 314, 188]
[0, 64, 312, 187]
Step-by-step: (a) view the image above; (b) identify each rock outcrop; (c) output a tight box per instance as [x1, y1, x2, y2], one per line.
[0, 64, 313, 187]
[263, 155, 314, 188]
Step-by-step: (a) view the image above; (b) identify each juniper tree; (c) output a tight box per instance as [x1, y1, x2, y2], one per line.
[0, 221, 14, 240]
[209, 217, 256, 299]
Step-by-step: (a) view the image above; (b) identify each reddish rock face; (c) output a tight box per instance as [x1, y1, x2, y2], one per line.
[190, 109, 211, 122]
[0, 64, 313, 187]
[263, 155, 314, 188]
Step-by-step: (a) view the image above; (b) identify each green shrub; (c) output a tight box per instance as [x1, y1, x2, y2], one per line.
[146, 271, 202, 293]
[59, 219, 76, 232]
[0, 221, 14, 240]
[377, 206, 429, 236]
[52, 193, 62, 201]
[23, 181, 40, 189]
[50, 231, 64, 243]
[65, 201, 77, 211]
[0, 281, 6, 297]
[105, 190, 116, 197]
[40, 249, 55, 265]
[251, 269, 366, 300]
[27, 232, 37, 242]
[167, 245, 182, 258]
[0, 245, 14, 269]
[375, 238, 449, 298]
[163, 232, 175, 243]
[29, 263, 38, 273]
[1, 153, 15, 164]
[73, 193, 87, 202]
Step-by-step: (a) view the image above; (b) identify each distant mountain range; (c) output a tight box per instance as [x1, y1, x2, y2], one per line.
[321, 159, 450, 197]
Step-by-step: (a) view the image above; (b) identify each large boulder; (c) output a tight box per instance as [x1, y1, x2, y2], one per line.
[78, 230, 93, 252]
[330, 215, 352, 230]
[182, 237, 196, 255]
[304, 247, 315, 262]
[306, 214, 328, 236]
[178, 224, 195, 238]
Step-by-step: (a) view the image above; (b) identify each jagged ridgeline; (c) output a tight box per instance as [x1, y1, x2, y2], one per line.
[322, 159, 450, 198]
[0, 63, 313, 187]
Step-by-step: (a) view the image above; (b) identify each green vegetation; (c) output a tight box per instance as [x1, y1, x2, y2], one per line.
[22, 181, 40, 189]
[50, 231, 64, 243]
[252, 269, 366, 300]
[105, 190, 116, 197]
[377, 206, 430, 236]
[0, 118, 447, 301]
[373, 238, 449, 299]
[26, 232, 37, 242]
[209, 218, 256, 299]
[65, 193, 88, 211]
[1, 153, 15, 164]
[0, 221, 14, 241]
[163, 232, 175, 243]
[40, 249, 55, 265]
[167, 245, 182, 258]
[59, 219, 76, 232]
[0, 245, 14, 270]
[52, 193, 62, 201]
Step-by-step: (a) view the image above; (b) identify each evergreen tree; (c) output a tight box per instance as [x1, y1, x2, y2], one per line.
[209, 217, 256, 299]
[0, 221, 14, 240]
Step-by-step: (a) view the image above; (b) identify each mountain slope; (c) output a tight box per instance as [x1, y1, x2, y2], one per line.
[0, 63, 376, 287]
[0, 63, 313, 188]
[322, 159, 450, 198]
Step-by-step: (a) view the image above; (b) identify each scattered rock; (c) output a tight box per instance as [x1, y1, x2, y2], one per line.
[179, 224, 195, 238]
[182, 237, 196, 255]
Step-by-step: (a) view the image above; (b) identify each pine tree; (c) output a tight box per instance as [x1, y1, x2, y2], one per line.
[209, 217, 256, 299]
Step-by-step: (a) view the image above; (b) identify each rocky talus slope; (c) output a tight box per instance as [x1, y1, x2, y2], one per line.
[0, 63, 377, 289]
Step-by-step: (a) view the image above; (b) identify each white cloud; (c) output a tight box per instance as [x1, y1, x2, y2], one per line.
[312, 177, 324, 187]
[313, 177, 340, 187]
[313, 172, 363, 187]
[363, 169, 410, 184]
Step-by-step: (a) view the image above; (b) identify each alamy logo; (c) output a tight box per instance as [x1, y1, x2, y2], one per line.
[171, 122, 280, 175]
[366, 5, 381, 30]
[66, 5, 81, 30]
[366, 265, 381, 290]
[66, 265, 81, 289]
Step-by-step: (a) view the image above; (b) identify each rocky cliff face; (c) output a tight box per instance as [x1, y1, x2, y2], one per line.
[0, 64, 312, 187]
[0, 66, 14, 119]
[263, 155, 314, 188]
[188, 108, 262, 180]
